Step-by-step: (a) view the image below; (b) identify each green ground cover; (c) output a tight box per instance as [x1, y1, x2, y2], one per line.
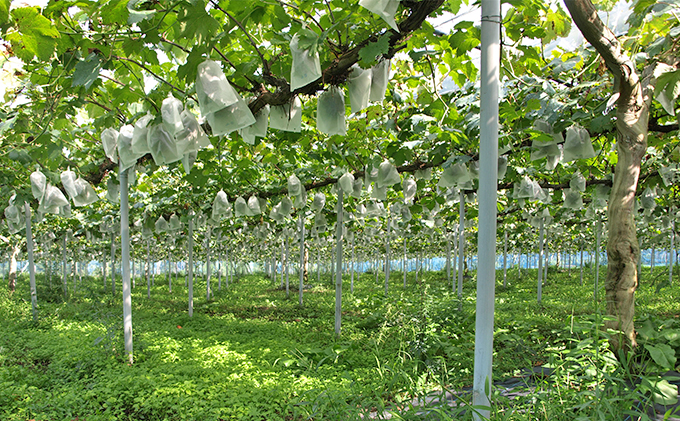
[1, 264, 679, 420]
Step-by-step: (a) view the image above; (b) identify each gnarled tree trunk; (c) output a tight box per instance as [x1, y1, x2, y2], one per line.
[566, 0, 652, 354]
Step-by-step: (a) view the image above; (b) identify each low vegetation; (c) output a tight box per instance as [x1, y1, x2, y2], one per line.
[1, 264, 678, 420]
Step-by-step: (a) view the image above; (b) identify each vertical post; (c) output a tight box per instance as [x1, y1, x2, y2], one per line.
[24, 203, 38, 322]
[285, 236, 290, 298]
[503, 230, 508, 288]
[595, 216, 601, 301]
[670, 219, 675, 285]
[335, 190, 344, 336]
[188, 210, 194, 317]
[351, 236, 356, 294]
[299, 213, 305, 306]
[385, 213, 391, 296]
[458, 192, 465, 300]
[225, 243, 230, 288]
[446, 229, 452, 289]
[62, 235, 67, 298]
[580, 242, 584, 287]
[120, 165, 133, 365]
[538, 218, 544, 303]
[403, 237, 407, 288]
[146, 239, 151, 298]
[206, 226, 212, 300]
[281, 241, 286, 289]
[473, 2, 500, 416]
[110, 233, 115, 296]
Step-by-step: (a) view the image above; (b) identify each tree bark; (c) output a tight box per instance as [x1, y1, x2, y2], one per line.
[8, 243, 19, 294]
[566, 0, 652, 353]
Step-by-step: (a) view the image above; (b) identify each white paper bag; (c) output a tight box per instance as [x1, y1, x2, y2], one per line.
[359, 0, 400, 31]
[369, 59, 390, 102]
[348, 64, 372, 113]
[195, 60, 240, 115]
[270, 97, 302, 132]
[102, 127, 119, 163]
[317, 86, 347, 136]
[207, 94, 256, 136]
[290, 33, 322, 91]
[161, 94, 184, 136]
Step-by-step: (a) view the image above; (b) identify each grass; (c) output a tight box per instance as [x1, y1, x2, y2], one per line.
[0, 263, 679, 420]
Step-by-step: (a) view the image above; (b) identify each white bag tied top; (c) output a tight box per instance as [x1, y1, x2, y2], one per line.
[439, 162, 471, 188]
[570, 171, 586, 192]
[497, 156, 508, 180]
[147, 124, 182, 165]
[311, 192, 326, 211]
[104, 179, 118, 205]
[212, 190, 230, 220]
[279, 196, 293, 215]
[101, 127, 119, 163]
[317, 86, 347, 136]
[640, 187, 657, 210]
[132, 113, 153, 155]
[234, 196, 248, 217]
[118, 124, 142, 171]
[348, 64, 372, 113]
[155, 216, 169, 233]
[239, 102, 270, 145]
[30, 169, 47, 202]
[269, 97, 302, 132]
[196, 60, 240, 115]
[4, 200, 24, 234]
[177, 110, 210, 155]
[513, 176, 542, 200]
[161, 94, 184, 137]
[30, 169, 68, 214]
[168, 214, 182, 232]
[369, 59, 390, 103]
[338, 172, 354, 194]
[290, 32, 322, 91]
[287, 174, 302, 197]
[563, 125, 597, 162]
[206, 92, 256, 136]
[563, 189, 583, 210]
[40, 184, 69, 214]
[61, 170, 98, 207]
[402, 177, 416, 203]
[247, 196, 262, 215]
[377, 160, 400, 188]
[351, 178, 363, 199]
[359, 0, 400, 32]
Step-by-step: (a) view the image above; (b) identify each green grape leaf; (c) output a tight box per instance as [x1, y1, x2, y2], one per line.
[100, 0, 129, 25]
[72, 53, 103, 89]
[178, 2, 220, 44]
[7, 7, 60, 62]
[358, 33, 391, 67]
[0, 0, 10, 25]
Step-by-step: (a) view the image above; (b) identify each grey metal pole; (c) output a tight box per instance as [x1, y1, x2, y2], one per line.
[503, 230, 508, 287]
[120, 165, 133, 364]
[188, 210, 194, 317]
[299, 214, 305, 306]
[24, 202, 38, 322]
[472, 2, 500, 415]
[385, 213, 391, 296]
[335, 190, 344, 336]
[538, 218, 544, 303]
[595, 216, 601, 301]
[458, 192, 465, 299]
